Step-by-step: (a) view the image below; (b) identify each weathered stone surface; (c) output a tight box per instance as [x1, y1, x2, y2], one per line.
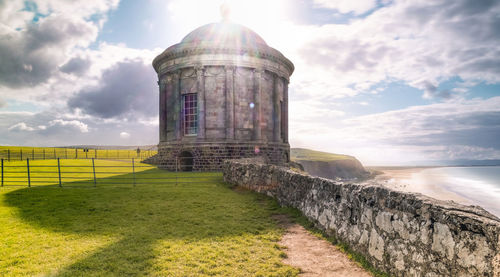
[223, 160, 500, 276]
[150, 22, 293, 170]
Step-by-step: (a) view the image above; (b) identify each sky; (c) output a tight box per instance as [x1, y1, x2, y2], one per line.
[0, 0, 499, 165]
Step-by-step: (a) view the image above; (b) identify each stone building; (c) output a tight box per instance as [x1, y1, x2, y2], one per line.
[152, 21, 294, 171]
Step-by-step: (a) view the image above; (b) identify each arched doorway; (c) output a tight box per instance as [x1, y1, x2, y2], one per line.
[179, 151, 194, 171]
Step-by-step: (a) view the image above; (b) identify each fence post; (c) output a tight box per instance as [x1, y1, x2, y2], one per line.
[7, 149, 10, 161]
[57, 158, 62, 187]
[43, 149, 45, 160]
[32, 148, 34, 160]
[20, 149, 23, 161]
[92, 158, 96, 187]
[132, 158, 136, 187]
[1, 158, 4, 187]
[176, 157, 178, 186]
[95, 149, 97, 159]
[27, 159, 31, 187]
[65, 148, 68, 159]
[54, 148, 56, 159]
[75, 148, 78, 159]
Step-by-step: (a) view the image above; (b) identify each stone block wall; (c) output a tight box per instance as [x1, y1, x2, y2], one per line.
[222, 160, 500, 276]
[152, 142, 289, 171]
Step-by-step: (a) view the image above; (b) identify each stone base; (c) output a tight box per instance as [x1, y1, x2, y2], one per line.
[149, 141, 290, 171]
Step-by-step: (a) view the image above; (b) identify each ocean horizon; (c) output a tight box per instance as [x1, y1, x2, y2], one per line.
[409, 166, 500, 217]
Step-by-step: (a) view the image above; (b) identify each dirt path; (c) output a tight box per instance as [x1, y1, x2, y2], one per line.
[275, 215, 372, 277]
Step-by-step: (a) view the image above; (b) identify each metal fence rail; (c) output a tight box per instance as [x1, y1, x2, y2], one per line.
[0, 158, 221, 188]
[0, 147, 157, 161]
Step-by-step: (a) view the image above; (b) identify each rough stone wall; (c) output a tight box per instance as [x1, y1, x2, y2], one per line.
[234, 67, 254, 141]
[155, 143, 289, 171]
[204, 66, 226, 138]
[162, 66, 285, 143]
[222, 160, 500, 277]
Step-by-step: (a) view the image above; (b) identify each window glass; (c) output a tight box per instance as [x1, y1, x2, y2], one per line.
[183, 94, 198, 135]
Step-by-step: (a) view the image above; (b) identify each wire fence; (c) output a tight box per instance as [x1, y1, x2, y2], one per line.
[0, 158, 221, 188]
[0, 147, 157, 161]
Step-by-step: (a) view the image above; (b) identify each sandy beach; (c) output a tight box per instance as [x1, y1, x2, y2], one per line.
[366, 167, 474, 205]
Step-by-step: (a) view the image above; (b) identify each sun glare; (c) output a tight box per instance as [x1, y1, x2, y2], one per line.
[166, 0, 291, 46]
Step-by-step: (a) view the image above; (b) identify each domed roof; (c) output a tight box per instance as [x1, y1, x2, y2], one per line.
[180, 22, 268, 47]
[153, 22, 294, 75]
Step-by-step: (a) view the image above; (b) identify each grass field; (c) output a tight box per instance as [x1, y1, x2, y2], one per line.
[291, 148, 354, 162]
[0, 159, 162, 187]
[0, 146, 157, 161]
[0, 159, 299, 276]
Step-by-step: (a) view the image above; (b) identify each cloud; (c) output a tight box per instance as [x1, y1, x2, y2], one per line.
[0, 110, 158, 146]
[422, 81, 452, 100]
[120, 132, 130, 139]
[0, 14, 97, 88]
[68, 60, 158, 120]
[60, 57, 91, 75]
[47, 119, 89, 133]
[8, 122, 36, 132]
[313, 0, 377, 15]
[7, 118, 89, 133]
[274, 0, 500, 103]
[0, 97, 6, 108]
[290, 97, 500, 163]
[33, 0, 120, 18]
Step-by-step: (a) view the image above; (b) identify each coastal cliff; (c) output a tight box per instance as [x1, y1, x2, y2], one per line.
[291, 148, 370, 180]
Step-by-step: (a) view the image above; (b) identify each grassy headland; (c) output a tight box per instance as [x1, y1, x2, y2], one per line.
[291, 148, 355, 162]
[0, 160, 298, 276]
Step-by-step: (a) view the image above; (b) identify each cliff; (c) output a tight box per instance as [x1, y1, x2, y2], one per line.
[291, 148, 370, 180]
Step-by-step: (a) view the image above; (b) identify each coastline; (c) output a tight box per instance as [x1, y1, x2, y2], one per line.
[366, 166, 474, 205]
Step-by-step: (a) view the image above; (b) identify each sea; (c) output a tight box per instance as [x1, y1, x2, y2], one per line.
[411, 166, 500, 218]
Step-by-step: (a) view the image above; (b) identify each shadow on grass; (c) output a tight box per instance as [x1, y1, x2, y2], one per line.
[3, 169, 282, 276]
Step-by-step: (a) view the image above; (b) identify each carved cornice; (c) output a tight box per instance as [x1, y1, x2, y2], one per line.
[224, 65, 235, 72]
[152, 43, 294, 76]
[160, 65, 290, 82]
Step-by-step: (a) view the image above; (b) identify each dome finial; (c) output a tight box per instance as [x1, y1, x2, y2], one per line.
[220, 1, 231, 22]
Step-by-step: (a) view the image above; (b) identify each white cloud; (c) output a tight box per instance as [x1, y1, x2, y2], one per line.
[8, 122, 36, 132]
[0, 110, 158, 146]
[48, 119, 89, 133]
[120, 132, 130, 139]
[252, 0, 500, 105]
[290, 97, 500, 164]
[313, 0, 377, 15]
[0, 14, 98, 88]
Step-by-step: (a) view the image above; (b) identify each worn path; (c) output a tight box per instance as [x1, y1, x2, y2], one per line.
[275, 215, 372, 277]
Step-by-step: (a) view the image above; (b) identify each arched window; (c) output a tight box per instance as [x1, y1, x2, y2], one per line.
[182, 93, 198, 135]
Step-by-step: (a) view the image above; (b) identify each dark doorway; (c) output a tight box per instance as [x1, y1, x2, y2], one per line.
[179, 151, 194, 171]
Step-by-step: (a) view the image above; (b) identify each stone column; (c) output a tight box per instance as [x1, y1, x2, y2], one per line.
[225, 65, 235, 140]
[253, 69, 263, 141]
[173, 70, 182, 141]
[195, 65, 205, 139]
[283, 78, 289, 143]
[159, 78, 167, 142]
[273, 73, 281, 142]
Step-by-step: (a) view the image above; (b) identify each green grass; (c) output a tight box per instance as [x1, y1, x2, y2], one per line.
[1, 159, 160, 187]
[0, 146, 156, 161]
[291, 148, 354, 162]
[0, 160, 299, 276]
